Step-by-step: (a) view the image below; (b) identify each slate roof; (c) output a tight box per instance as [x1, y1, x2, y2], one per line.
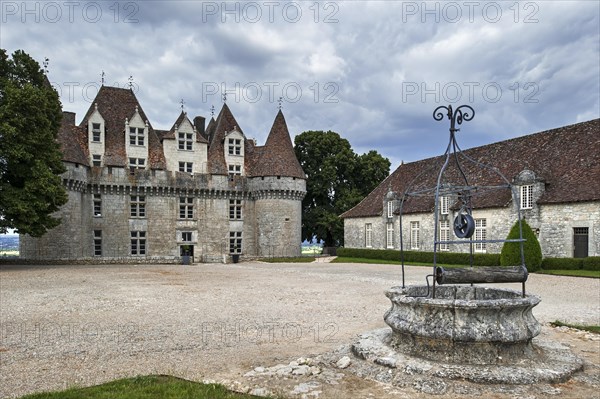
[341, 119, 600, 218]
[58, 86, 305, 179]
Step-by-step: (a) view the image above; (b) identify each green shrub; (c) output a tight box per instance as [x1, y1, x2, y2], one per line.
[500, 219, 542, 272]
[542, 257, 583, 270]
[582, 257, 600, 271]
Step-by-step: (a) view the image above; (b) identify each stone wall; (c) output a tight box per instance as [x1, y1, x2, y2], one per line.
[344, 199, 599, 258]
[20, 163, 306, 262]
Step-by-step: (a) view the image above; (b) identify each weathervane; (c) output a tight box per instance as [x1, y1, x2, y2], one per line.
[43, 57, 49, 74]
[210, 105, 215, 117]
[128, 75, 134, 90]
[101, 70, 105, 86]
[180, 98, 185, 112]
[222, 92, 227, 103]
[277, 96, 283, 110]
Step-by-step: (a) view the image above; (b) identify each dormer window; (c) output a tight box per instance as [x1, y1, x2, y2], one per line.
[129, 127, 145, 146]
[228, 164, 242, 180]
[440, 196, 449, 215]
[129, 157, 145, 173]
[387, 201, 394, 218]
[178, 132, 193, 150]
[228, 138, 241, 155]
[520, 185, 533, 209]
[179, 162, 193, 173]
[92, 154, 102, 167]
[92, 123, 101, 142]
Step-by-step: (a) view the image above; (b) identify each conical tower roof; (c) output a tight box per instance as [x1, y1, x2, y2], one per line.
[253, 110, 305, 179]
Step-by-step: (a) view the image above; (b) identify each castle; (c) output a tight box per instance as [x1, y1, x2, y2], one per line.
[20, 86, 306, 263]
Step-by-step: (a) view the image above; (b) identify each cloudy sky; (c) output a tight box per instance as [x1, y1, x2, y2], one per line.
[2, 0, 598, 169]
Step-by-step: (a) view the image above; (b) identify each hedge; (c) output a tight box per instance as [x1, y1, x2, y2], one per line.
[336, 248, 500, 266]
[337, 248, 600, 271]
[582, 257, 600, 271]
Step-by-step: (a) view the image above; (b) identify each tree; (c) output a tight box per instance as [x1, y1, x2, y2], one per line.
[500, 219, 542, 272]
[294, 131, 390, 247]
[0, 49, 67, 237]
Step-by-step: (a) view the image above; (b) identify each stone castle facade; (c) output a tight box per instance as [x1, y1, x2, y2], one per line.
[342, 119, 600, 259]
[20, 86, 306, 263]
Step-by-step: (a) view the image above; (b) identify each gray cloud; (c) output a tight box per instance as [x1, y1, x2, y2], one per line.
[1, 0, 598, 169]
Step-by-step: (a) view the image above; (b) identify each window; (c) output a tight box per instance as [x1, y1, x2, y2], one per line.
[93, 230, 102, 256]
[229, 231, 242, 254]
[178, 162, 193, 173]
[410, 221, 420, 250]
[131, 231, 146, 255]
[92, 154, 102, 167]
[130, 195, 146, 218]
[365, 223, 373, 248]
[520, 185, 533, 209]
[179, 197, 193, 219]
[229, 199, 242, 220]
[129, 127, 144, 146]
[228, 138, 241, 155]
[93, 194, 102, 217]
[387, 201, 394, 218]
[386, 222, 394, 249]
[92, 123, 101, 142]
[129, 158, 145, 173]
[182, 231, 192, 242]
[440, 196, 449, 215]
[228, 164, 242, 179]
[178, 132, 193, 150]
[439, 220, 449, 251]
[475, 218, 487, 252]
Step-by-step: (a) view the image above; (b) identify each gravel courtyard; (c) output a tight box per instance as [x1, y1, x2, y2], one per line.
[1, 261, 599, 398]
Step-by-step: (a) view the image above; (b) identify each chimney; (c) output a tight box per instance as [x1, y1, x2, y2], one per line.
[194, 116, 206, 139]
[62, 111, 76, 126]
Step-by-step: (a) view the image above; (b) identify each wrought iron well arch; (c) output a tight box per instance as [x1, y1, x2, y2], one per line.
[399, 105, 528, 297]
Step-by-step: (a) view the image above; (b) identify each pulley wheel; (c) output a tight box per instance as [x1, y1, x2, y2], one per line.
[454, 213, 475, 238]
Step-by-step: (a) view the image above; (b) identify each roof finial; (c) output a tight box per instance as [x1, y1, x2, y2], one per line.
[210, 105, 215, 117]
[180, 98, 185, 113]
[101, 70, 105, 86]
[222, 92, 227, 103]
[277, 96, 283, 110]
[128, 75, 134, 90]
[42, 57, 49, 74]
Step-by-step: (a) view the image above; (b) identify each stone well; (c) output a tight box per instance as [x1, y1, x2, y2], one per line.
[384, 285, 541, 365]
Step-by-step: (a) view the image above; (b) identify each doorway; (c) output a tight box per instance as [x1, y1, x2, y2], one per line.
[573, 227, 589, 258]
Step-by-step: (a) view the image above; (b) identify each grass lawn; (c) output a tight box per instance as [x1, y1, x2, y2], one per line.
[550, 320, 600, 334]
[332, 257, 600, 278]
[535, 269, 600, 278]
[258, 256, 316, 263]
[18, 375, 266, 399]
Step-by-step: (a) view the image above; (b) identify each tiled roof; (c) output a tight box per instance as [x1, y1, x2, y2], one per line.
[251, 110, 306, 179]
[58, 112, 89, 166]
[77, 86, 165, 169]
[207, 104, 245, 175]
[57, 86, 305, 177]
[162, 111, 208, 144]
[341, 119, 600, 218]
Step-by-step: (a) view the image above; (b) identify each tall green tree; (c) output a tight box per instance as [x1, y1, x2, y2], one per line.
[0, 49, 67, 236]
[294, 131, 390, 247]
